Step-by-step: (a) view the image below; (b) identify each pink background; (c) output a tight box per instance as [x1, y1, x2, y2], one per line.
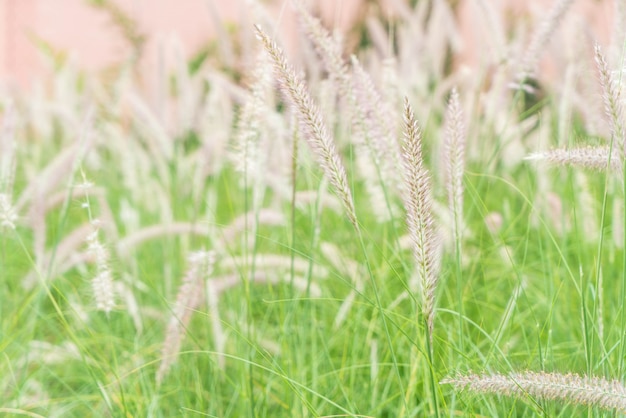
[0, 0, 372, 89]
[1, 0, 257, 87]
[0, 0, 613, 90]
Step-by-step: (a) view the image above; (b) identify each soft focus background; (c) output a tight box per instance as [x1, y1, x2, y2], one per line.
[0, 0, 370, 88]
[0, 0, 614, 89]
[4, 0, 626, 416]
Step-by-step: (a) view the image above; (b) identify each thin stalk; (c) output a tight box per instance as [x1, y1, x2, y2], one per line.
[400, 316, 439, 417]
[354, 225, 410, 415]
[618, 45, 626, 379]
[289, 117, 299, 296]
[424, 316, 440, 417]
[592, 143, 615, 374]
[454, 229, 464, 353]
[242, 149, 256, 418]
[617, 165, 626, 376]
[287, 117, 299, 411]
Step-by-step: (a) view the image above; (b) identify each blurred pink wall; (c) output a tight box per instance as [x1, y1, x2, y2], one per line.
[0, 0, 371, 90]
[455, 0, 613, 75]
[0, 0, 614, 90]
[1, 0, 242, 87]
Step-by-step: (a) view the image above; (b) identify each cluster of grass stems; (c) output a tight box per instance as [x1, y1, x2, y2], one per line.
[3, 0, 626, 416]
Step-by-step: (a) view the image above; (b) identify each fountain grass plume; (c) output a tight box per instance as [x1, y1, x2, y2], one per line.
[254, 25, 358, 230]
[443, 87, 466, 250]
[594, 43, 626, 157]
[525, 145, 622, 172]
[442, 371, 626, 412]
[401, 97, 440, 341]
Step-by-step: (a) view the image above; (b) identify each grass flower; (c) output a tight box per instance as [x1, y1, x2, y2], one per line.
[443, 87, 466, 249]
[401, 97, 440, 340]
[594, 43, 625, 156]
[6, 2, 626, 415]
[255, 24, 358, 230]
[442, 371, 626, 412]
[157, 251, 215, 385]
[0, 104, 17, 231]
[86, 222, 115, 313]
[0, 193, 17, 230]
[525, 146, 622, 172]
[526, 44, 625, 172]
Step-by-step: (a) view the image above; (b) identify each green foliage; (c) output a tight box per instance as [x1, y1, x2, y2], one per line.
[2, 1, 626, 416]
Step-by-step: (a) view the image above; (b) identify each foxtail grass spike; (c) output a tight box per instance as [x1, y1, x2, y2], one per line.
[443, 87, 466, 248]
[401, 97, 440, 340]
[594, 43, 626, 157]
[255, 25, 358, 230]
[442, 371, 626, 412]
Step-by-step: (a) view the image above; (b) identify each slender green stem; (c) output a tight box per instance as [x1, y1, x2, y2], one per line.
[618, 46, 626, 381]
[425, 316, 440, 418]
[353, 223, 409, 414]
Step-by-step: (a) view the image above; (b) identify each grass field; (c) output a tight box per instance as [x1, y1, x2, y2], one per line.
[2, 0, 626, 416]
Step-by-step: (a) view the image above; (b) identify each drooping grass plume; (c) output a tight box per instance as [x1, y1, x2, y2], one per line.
[442, 371, 626, 412]
[115, 209, 284, 256]
[291, 2, 403, 221]
[157, 251, 215, 386]
[255, 25, 358, 230]
[218, 253, 328, 279]
[401, 97, 440, 340]
[17, 110, 95, 268]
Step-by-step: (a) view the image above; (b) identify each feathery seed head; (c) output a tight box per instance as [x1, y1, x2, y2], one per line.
[157, 250, 216, 385]
[255, 25, 358, 230]
[0, 193, 17, 230]
[443, 87, 466, 246]
[525, 146, 622, 172]
[86, 225, 115, 313]
[443, 371, 626, 412]
[594, 43, 626, 156]
[401, 97, 440, 340]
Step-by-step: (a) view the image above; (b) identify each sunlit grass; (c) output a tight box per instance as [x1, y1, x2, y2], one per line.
[2, 1, 626, 417]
